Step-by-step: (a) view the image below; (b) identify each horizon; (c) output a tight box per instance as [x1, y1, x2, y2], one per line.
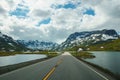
[0, 28, 120, 44]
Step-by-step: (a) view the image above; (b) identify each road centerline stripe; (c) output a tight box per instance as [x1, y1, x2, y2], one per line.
[42, 67, 56, 80]
[42, 59, 63, 80]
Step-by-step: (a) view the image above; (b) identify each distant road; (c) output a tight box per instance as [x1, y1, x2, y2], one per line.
[0, 52, 115, 80]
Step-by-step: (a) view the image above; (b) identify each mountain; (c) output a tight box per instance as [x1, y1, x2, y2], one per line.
[17, 40, 58, 50]
[57, 29, 119, 50]
[0, 32, 27, 52]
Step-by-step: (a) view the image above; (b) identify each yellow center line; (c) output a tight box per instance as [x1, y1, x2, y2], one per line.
[42, 59, 63, 80]
[43, 67, 56, 80]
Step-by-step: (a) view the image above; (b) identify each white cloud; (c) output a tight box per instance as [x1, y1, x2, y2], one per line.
[30, 9, 51, 20]
[0, 6, 6, 15]
[0, 0, 120, 44]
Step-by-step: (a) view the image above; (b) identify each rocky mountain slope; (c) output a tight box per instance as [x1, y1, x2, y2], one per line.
[0, 32, 27, 51]
[1, 29, 119, 51]
[17, 40, 58, 50]
[57, 29, 119, 50]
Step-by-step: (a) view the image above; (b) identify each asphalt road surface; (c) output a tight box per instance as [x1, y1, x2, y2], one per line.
[0, 52, 115, 80]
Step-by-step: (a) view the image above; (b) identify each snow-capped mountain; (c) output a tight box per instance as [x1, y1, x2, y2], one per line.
[58, 29, 119, 50]
[17, 40, 58, 50]
[0, 32, 27, 51]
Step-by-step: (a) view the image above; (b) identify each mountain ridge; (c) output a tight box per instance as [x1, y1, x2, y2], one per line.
[56, 29, 119, 50]
[17, 40, 58, 50]
[0, 32, 27, 52]
[0, 29, 120, 51]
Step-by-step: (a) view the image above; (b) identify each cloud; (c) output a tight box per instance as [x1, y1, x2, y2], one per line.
[0, 0, 120, 44]
[96, 0, 120, 18]
[8, 26, 43, 40]
[31, 9, 51, 18]
[51, 2, 78, 9]
[0, 6, 6, 14]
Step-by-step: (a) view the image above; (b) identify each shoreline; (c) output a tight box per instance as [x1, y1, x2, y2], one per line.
[0, 56, 54, 75]
[76, 57, 120, 80]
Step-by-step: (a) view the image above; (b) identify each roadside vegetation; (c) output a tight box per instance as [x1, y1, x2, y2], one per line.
[70, 51, 95, 59]
[0, 52, 20, 56]
[70, 50, 120, 80]
[70, 51, 120, 80]
[88, 39, 120, 51]
[0, 50, 58, 57]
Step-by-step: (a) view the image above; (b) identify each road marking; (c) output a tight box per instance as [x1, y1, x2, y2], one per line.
[72, 56, 109, 80]
[42, 59, 63, 80]
[43, 67, 56, 80]
[87, 66, 109, 80]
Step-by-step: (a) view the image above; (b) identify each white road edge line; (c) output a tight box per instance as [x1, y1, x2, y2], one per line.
[71, 54, 109, 80]
[83, 62, 109, 80]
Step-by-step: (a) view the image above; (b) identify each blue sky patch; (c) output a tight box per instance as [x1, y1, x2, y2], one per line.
[51, 2, 78, 9]
[83, 8, 95, 16]
[36, 18, 51, 26]
[9, 4, 29, 18]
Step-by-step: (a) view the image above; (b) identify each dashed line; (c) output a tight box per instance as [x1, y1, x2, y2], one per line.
[42, 67, 56, 80]
[42, 59, 63, 80]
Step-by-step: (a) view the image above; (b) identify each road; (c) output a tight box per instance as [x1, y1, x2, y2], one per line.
[0, 52, 115, 80]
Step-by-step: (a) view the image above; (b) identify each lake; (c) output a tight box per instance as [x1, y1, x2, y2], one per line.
[84, 51, 120, 74]
[0, 54, 47, 67]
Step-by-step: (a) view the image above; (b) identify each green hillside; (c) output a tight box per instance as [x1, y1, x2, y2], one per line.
[88, 39, 120, 51]
[66, 39, 120, 51]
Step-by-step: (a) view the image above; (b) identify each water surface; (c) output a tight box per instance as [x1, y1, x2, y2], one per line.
[85, 51, 120, 74]
[0, 54, 47, 67]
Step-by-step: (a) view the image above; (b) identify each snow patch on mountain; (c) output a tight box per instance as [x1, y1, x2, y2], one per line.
[57, 29, 119, 50]
[17, 40, 58, 50]
[0, 32, 27, 51]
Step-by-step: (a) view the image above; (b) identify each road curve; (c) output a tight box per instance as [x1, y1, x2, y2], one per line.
[0, 52, 115, 80]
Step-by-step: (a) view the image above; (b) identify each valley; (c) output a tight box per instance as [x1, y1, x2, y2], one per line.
[0, 29, 120, 80]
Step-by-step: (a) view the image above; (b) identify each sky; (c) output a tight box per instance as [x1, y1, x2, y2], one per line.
[0, 0, 120, 44]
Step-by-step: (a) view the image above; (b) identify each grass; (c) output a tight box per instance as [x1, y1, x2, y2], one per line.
[0, 52, 18, 56]
[88, 39, 120, 51]
[24, 51, 58, 57]
[70, 51, 95, 59]
[0, 51, 58, 57]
